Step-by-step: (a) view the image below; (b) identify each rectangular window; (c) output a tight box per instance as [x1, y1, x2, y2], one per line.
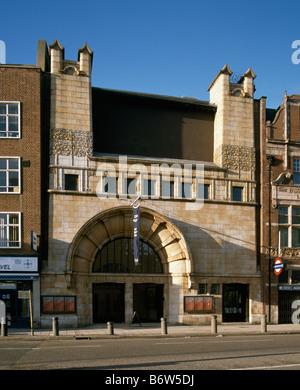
[65, 174, 78, 191]
[198, 283, 207, 294]
[143, 179, 156, 197]
[181, 182, 192, 199]
[279, 207, 289, 224]
[210, 284, 219, 295]
[0, 157, 20, 193]
[279, 206, 300, 248]
[41, 296, 76, 314]
[161, 180, 174, 198]
[0, 212, 20, 248]
[0, 102, 20, 138]
[232, 186, 243, 201]
[294, 158, 300, 185]
[127, 178, 137, 195]
[197, 183, 210, 199]
[103, 176, 117, 194]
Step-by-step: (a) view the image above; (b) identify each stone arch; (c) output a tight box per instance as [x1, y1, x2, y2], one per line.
[66, 206, 193, 277]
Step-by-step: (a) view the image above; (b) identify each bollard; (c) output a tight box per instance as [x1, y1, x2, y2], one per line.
[261, 314, 267, 333]
[211, 315, 217, 334]
[107, 321, 114, 335]
[1, 317, 7, 337]
[52, 317, 59, 336]
[161, 317, 167, 335]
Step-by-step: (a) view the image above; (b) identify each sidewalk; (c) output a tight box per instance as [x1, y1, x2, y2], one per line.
[2, 322, 300, 340]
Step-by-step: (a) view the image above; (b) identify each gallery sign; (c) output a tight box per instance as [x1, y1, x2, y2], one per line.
[0, 257, 38, 272]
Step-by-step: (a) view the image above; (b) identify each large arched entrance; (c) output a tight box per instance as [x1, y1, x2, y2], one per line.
[66, 206, 192, 325]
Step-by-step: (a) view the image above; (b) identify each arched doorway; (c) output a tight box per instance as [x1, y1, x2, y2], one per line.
[92, 237, 164, 323]
[66, 206, 193, 325]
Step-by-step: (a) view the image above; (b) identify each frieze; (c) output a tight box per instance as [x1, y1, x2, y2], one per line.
[268, 247, 300, 258]
[50, 128, 93, 157]
[217, 144, 255, 171]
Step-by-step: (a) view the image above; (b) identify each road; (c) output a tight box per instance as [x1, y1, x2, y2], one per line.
[1, 334, 300, 371]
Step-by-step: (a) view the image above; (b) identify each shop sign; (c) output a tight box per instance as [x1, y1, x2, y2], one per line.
[0, 257, 38, 272]
[278, 285, 300, 291]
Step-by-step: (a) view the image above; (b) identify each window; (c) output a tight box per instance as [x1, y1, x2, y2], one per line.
[294, 158, 300, 185]
[143, 179, 156, 197]
[210, 284, 219, 295]
[0, 158, 20, 193]
[103, 176, 117, 194]
[198, 283, 207, 294]
[232, 186, 243, 201]
[0, 102, 20, 138]
[0, 213, 20, 248]
[181, 182, 192, 199]
[197, 183, 210, 199]
[161, 180, 174, 198]
[65, 174, 78, 191]
[127, 178, 137, 196]
[278, 206, 300, 247]
[93, 237, 163, 274]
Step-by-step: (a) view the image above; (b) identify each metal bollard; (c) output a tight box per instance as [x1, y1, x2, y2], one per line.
[52, 317, 59, 336]
[261, 314, 267, 333]
[107, 321, 114, 335]
[161, 317, 167, 335]
[1, 317, 7, 337]
[211, 315, 217, 334]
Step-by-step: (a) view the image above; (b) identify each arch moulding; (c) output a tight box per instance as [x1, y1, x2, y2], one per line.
[66, 206, 193, 281]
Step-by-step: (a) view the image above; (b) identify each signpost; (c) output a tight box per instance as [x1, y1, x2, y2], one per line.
[273, 257, 284, 275]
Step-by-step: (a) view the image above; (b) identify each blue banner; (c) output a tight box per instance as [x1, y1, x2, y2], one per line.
[133, 204, 140, 266]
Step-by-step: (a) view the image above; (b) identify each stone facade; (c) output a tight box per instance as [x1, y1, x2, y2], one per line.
[38, 40, 262, 328]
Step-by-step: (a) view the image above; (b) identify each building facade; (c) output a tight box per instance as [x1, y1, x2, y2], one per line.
[39, 40, 261, 328]
[0, 49, 50, 327]
[259, 93, 300, 323]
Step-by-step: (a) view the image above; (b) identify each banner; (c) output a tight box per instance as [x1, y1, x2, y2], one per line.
[133, 204, 140, 266]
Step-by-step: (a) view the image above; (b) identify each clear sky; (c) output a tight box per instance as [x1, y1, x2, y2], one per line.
[2, 0, 300, 109]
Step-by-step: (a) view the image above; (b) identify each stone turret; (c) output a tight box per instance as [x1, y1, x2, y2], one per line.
[208, 65, 256, 173]
[49, 38, 93, 158]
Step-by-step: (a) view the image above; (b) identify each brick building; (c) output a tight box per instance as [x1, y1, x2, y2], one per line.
[40, 40, 261, 328]
[0, 44, 50, 327]
[259, 93, 300, 323]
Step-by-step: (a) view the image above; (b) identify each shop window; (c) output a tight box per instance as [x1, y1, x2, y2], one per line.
[0, 157, 20, 193]
[0, 102, 20, 138]
[41, 296, 76, 314]
[0, 212, 20, 248]
[184, 296, 213, 312]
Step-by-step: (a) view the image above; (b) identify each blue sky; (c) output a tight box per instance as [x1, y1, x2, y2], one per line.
[1, 0, 300, 109]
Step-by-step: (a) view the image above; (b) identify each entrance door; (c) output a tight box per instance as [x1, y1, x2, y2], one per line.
[133, 284, 164, 322]
[278, 291, 300, 324]
[93, 283, 125, 323]
[223, 284, 249, 322]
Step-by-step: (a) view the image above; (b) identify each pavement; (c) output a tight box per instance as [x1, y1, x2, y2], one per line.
[2, 322, 300, 340]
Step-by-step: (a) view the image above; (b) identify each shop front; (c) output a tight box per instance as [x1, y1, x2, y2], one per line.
[0, 256, 39, 327]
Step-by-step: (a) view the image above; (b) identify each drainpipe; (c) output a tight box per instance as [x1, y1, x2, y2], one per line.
[266, 155, 274, 323]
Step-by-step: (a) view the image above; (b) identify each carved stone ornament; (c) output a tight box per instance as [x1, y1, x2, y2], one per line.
[217, 144, 256, 171]
[50, 128, 93, 157]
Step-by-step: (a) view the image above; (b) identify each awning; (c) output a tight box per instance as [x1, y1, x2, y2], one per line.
[0, 273, 39, 280]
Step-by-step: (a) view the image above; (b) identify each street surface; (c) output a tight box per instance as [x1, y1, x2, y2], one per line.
[1, 333, 300, 371]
